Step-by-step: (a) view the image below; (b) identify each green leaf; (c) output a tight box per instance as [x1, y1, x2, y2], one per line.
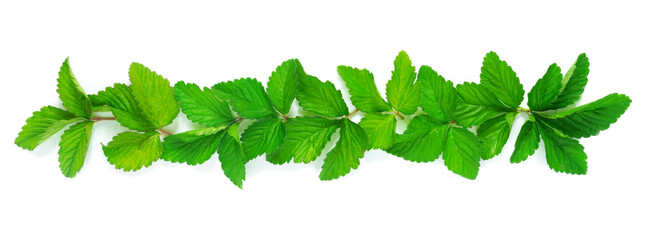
[477, 112, 516, 160]
[91, 83, 156, 132]
[418, 65, 457, 122]
[103, 132, 162, 172]
[320, 119, 368, 180]
[58, 121, 94, 178]
[241, 118, 286, 161]
[56, 58, 93, 118]
[217, 126, 247, 188]
[443, 127, 481, 179]
[174, 81, 234, 127]
[129, 63, 180, 128]
[386, 115, 448, 163]
[386, 51, 419, 115]
[358, 112, 396, 150]
[537, 122, 588, 175]
[538, 93, 631, 138]
[546, 53, 590, 110]
[296, 75, 349, 117]
[528, 63, 563, 111]
[212, 78, 278, 119]
[267, 59, 305, 115]
[510, 119, 541, 164]
[267, 117, 340, 164]
[454, 82, 510, 127]
[337, 66, 392, 112]
[15, 106, 81, 150]
[162, 127, 226, 165]
[480, 52, 524, 108]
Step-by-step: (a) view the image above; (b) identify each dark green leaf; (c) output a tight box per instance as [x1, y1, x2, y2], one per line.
[58, 121, 94, 178]
[15, 106, 81, 150]
[358, 112, 396, 150]
[386, 115, 448, 163]
[212, 78, 277, 119]
[217, 125, 247, 188]
[443, 127, 481, 179]
[337, 65, 392, 112]
[241, 118, 286, 161]
[537, 122, 588, 175]
[267, 117, 340, 164]
[528, 63, 563, 111]
[56, 58, 93, 118]
[454, 82, 510, 127]
[418, 65, 457, 122]
[538, 93, 631, 138]
[480, 52, 524, 108]
[91, 83, 156, 131]
[477, 112, 516, 160]
[546, 53, 590, 110]
[320, 119, 368, 180]
[267, 59, 305, 115]
[162, 127, 226, 165]
[510, 119, 541, 164]
[103, 131, 162, 172]
[386, 51, 420, 115]
[296, 75, 349, 117]
[174, 81, 234, 127]
[129, 63, 179, 128]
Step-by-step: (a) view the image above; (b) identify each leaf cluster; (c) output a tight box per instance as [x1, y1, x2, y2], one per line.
[16, 52, 631, 188]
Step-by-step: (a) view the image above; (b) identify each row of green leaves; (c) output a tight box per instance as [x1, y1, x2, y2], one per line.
[16, 52, 631, 188]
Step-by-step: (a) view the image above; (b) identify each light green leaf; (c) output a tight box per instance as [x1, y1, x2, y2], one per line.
[217, 126, 247, 189]
[58, 121, 94, 178]
[477, 112, 516, 160]
[539, 93, 631, 138]
[386, 51, 420, 115]
[480, 52, 525, 108]
[162, 127, 226, 165]
[129, 63, 180, 128]
[386, 115, 448, 163]
[296, 75, 349, 117]
[267, 117, 340, 164]
[546, 53, 590, 110]
[510, 119, 540, 164]
[103, 132, 162, 172]
[267, 59, 305, 115]
[337, 65, 392, 112]
[241, 118, 286, 161]
[15, 106, 82, 150]
[537, 122, 588, 175]
[91, 83, 156, 132]
[56, 58, 93, 118]
[358, 112, 396, 150]
[174, 81, 234, 127]
[443, 127, 481, 180]
[212, 78, 278, 119]
[528, 63, 563, 111]
[320, 119, 368, 180]
[418, 65, 457, 122]
[454, 82, 510, 127]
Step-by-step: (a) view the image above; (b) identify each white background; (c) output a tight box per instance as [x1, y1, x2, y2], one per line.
[1, 1, 648, 239]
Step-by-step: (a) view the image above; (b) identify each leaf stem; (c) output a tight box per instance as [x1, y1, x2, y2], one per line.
[345, 109, 360, 119]
[393, 110, 405, 119]
[158, 128, 174, 136]
[90, 117, 116, 122]
[517, 107, 531, 114]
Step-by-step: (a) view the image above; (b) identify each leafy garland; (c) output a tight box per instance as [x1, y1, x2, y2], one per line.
[15, 51, 631, 188]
